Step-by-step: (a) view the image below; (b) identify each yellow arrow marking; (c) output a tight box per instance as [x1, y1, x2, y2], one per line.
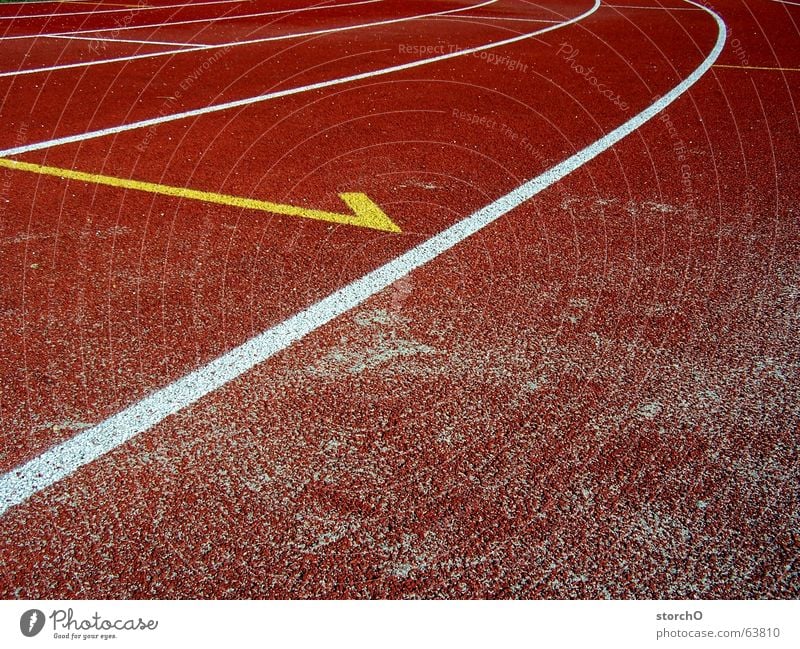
[0, 157, 401, 234]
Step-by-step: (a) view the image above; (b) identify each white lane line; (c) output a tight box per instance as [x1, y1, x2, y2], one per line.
[0, 0, 496, 79]
[0, 0, 727, 516]
[0, 0, 256, 20]
[1, 0, 565, 155]
[0, 0, 73, 4]
[0, 0, 383, 40]
[604, 4, 702, 9]
[444, 15, 558, 22]
[42, 33, 205, 48]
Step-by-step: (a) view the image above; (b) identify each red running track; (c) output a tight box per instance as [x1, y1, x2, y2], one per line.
[0, 0, 797, 598]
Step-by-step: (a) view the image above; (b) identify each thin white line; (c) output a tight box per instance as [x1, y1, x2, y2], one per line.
[0, 0, 74, 4]
[604, 4, 702, 9]
[0, 0, 727, 516]
[0, 0, 383, 39]
[0, 0, 496, 79]
[444, 15, 558, 23]
[768, 0, 800, 6]
[0, 0, 258, 20]
[1, 0, 559, 155]
[42, 33, 204, 48]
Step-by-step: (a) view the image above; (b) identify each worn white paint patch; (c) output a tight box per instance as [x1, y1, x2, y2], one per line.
[636, 402, 663, 419]
[308, 309, 438, 376]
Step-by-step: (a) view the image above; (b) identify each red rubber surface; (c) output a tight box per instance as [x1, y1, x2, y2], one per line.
[0, 0, 797, 598]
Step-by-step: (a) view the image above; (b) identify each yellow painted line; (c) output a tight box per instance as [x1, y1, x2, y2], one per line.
[714, 63, 800, 72]
[0, 158, 401, 233]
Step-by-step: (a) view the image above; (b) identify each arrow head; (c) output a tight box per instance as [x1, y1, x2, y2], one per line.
[339, 193, 401, 233]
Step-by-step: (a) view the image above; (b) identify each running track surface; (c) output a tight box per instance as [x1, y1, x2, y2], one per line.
[0, 0, 797, 598]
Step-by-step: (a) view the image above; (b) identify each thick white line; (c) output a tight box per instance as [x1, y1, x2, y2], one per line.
[0, 0, 256, 20]
[0, 0, 491, 77]
[0, 0, 726, 517]
[0, 0, 383, 40]
[0, 0, 600, 515]
[42, 33, 205, 48]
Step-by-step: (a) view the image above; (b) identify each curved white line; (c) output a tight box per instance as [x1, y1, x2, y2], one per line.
[1, 0, 582, 155]
[0, 0, 495, 77]
[0, 0, 727, 517]
[0, 0, 258, 20]
[0, 0, 383, 41]
[43, 33, 205, 48]
[603, 4, 701, 9]
[445, 15, 558, 22]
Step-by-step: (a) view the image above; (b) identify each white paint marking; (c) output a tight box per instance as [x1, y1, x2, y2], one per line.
[444, 15, 558, 23]
[0, 0, 257, 20]
[0, 0, 74, 4]
[0, 0, 383, 40]
[0, 0, 572, 156]
[604, 4, 702, 9]
[42, 33, 205, 48]
[0, 0, 726, 516]
[0, 0, 493, 77]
